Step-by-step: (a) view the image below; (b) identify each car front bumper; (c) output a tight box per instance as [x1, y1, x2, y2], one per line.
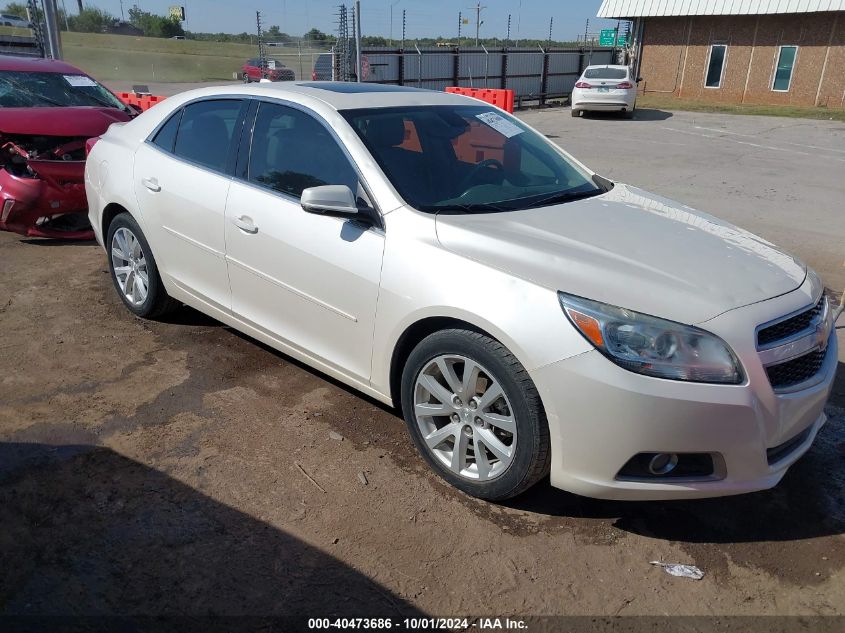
[531, 289, 837, 500]
[0, 163, 93, 239]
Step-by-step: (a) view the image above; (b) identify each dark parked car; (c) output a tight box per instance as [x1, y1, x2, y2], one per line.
[311, 53, 334, 81]
[241, 58, 295, 82]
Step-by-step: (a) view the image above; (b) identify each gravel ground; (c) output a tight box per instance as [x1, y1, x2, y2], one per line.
[0, 102, 843, 622]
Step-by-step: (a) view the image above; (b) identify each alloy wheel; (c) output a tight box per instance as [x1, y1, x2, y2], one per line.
[413, 355, 516, 481]
[111, 227, 149, 307]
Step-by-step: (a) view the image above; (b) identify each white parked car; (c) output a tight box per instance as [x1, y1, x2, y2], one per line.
[571, 64, 638, 118]
[0, 13, 31, 28]
[85, 83, 837, 501]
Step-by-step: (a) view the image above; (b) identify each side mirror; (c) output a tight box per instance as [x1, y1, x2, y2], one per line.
[636, 77, 643, 83]
[301, 185, 359, 217]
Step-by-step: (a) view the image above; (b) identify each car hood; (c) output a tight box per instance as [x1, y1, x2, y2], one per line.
[0, 106, 130, 136]
[434, 184, 806, 324]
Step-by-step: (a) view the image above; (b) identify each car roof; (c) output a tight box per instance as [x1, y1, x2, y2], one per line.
[0, 54, 88, 75]
[176, 81, 479, 111]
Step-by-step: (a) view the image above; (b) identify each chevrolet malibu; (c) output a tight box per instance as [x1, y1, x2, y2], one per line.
[85, 83, 837, 501]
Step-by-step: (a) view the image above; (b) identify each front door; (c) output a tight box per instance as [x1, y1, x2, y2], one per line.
[224, 101, 385, 383]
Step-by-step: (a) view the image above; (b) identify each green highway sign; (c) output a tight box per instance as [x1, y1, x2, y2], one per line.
[599, 29, 616, 46]
[599, 28, 627, 47]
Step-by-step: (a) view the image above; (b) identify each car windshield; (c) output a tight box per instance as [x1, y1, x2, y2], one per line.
[584, 67, 627, 79]
[342, 104, 604, 213]
[0, 70, 126, 109]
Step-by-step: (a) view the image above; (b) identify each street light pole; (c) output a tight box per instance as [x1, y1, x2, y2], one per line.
[468, 2, 486, 46]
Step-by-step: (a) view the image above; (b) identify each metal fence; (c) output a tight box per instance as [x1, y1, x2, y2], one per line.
[357, 46, 617, 104]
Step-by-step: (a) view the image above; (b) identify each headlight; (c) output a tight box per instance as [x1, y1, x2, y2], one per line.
[559, 292, 743, 384]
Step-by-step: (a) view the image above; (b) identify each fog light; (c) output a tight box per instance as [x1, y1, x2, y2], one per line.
[647, 453, 678, 475]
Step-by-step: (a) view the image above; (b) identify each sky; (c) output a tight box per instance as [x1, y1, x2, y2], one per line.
[69, 0, 620, 41]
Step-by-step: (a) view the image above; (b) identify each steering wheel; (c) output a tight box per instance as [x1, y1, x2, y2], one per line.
[456, 158, 505, 194]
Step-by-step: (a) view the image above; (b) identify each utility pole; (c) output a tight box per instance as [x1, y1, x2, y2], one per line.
[401, 9, 405, 49]
[256, 11, 266, 72]
[457, 11, 461, 46]
[547, 16, 553, 47]
[42, 0, 63, 59]
[506, 14, 510, 47]
[354, 0, 362, 82]
[468, 3, 485, 46]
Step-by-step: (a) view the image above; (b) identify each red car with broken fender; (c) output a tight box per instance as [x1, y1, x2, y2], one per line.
[0, 55, 132, 239]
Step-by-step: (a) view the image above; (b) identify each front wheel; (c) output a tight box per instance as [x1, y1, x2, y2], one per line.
[571, 108, 581, 118]
[106, 213, 179, 319]
[400, 329, 550, 500]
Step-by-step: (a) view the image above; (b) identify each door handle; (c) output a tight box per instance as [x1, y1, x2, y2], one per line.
[233, 216, 258, 234]
[141, 177, 161, 192]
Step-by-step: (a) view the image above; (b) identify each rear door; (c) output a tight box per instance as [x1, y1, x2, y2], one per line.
[133, 98, 247, 311]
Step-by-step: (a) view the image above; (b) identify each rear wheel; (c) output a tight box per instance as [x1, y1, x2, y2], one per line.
[242, 72, 250, 83]
[571, 108, 581, 118]
[107, 213, 179, 319]
[401, 329, 550, 501]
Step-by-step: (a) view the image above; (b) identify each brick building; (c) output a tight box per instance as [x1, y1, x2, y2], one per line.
[597, 0, 845, 108]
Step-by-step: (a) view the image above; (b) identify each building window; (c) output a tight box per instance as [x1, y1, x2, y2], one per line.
[705, 44, 727, 88]
[772, 46, 798, 92]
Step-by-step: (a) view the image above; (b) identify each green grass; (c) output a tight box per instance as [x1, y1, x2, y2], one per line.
[57, 32, 327, 82]
[638, 93, 845, 122]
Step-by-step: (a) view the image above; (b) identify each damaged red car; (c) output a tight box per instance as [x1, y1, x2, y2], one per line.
[0, 55, 133, 239]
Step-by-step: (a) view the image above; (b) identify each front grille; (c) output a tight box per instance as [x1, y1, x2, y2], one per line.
[765, 347, 827, 390]
[767, 425, 813, 465]
[758, 297, 824, 347]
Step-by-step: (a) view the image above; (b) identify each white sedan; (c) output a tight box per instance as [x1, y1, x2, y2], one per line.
[85, 83, 837, 501]
[571, 64, 638, 118]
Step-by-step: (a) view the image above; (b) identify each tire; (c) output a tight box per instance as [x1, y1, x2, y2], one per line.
[622, 106, 635, 119]
[242, 72, 250, 83]
[106, 212, 179, 319]
[571, 108, 581, 118]
[400, 329, 550, 501]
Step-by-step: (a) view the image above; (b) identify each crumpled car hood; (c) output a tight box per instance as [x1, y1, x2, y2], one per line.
[434, 184, 806, 324]
[0, 106, 130, 136]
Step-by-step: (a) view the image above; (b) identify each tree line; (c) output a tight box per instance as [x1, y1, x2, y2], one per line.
[4, 3, 579, 48]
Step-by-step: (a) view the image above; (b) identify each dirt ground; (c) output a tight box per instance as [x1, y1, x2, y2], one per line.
[1, 106, 845, 624]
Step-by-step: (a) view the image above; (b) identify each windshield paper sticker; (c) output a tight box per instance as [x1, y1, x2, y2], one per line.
[476, 112, 523, 138]
[63, 75, 97, 87]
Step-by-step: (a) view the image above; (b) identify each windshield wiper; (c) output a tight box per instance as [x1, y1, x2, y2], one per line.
[79, 90, 126, 111]
[524, 188, 603, 209]
[434, 202, 513, 214]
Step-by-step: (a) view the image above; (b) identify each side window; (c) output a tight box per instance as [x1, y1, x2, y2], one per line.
[705, 44, 727, 88]
[248, 102, 359, 198]
[173, 99, 243, 172]
[151, 109, 181, 153]
[772, 46, 797, 91]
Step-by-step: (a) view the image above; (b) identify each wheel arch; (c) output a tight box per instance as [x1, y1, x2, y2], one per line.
[388, 315, 517, 410]
[101, 202, 129, 239]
